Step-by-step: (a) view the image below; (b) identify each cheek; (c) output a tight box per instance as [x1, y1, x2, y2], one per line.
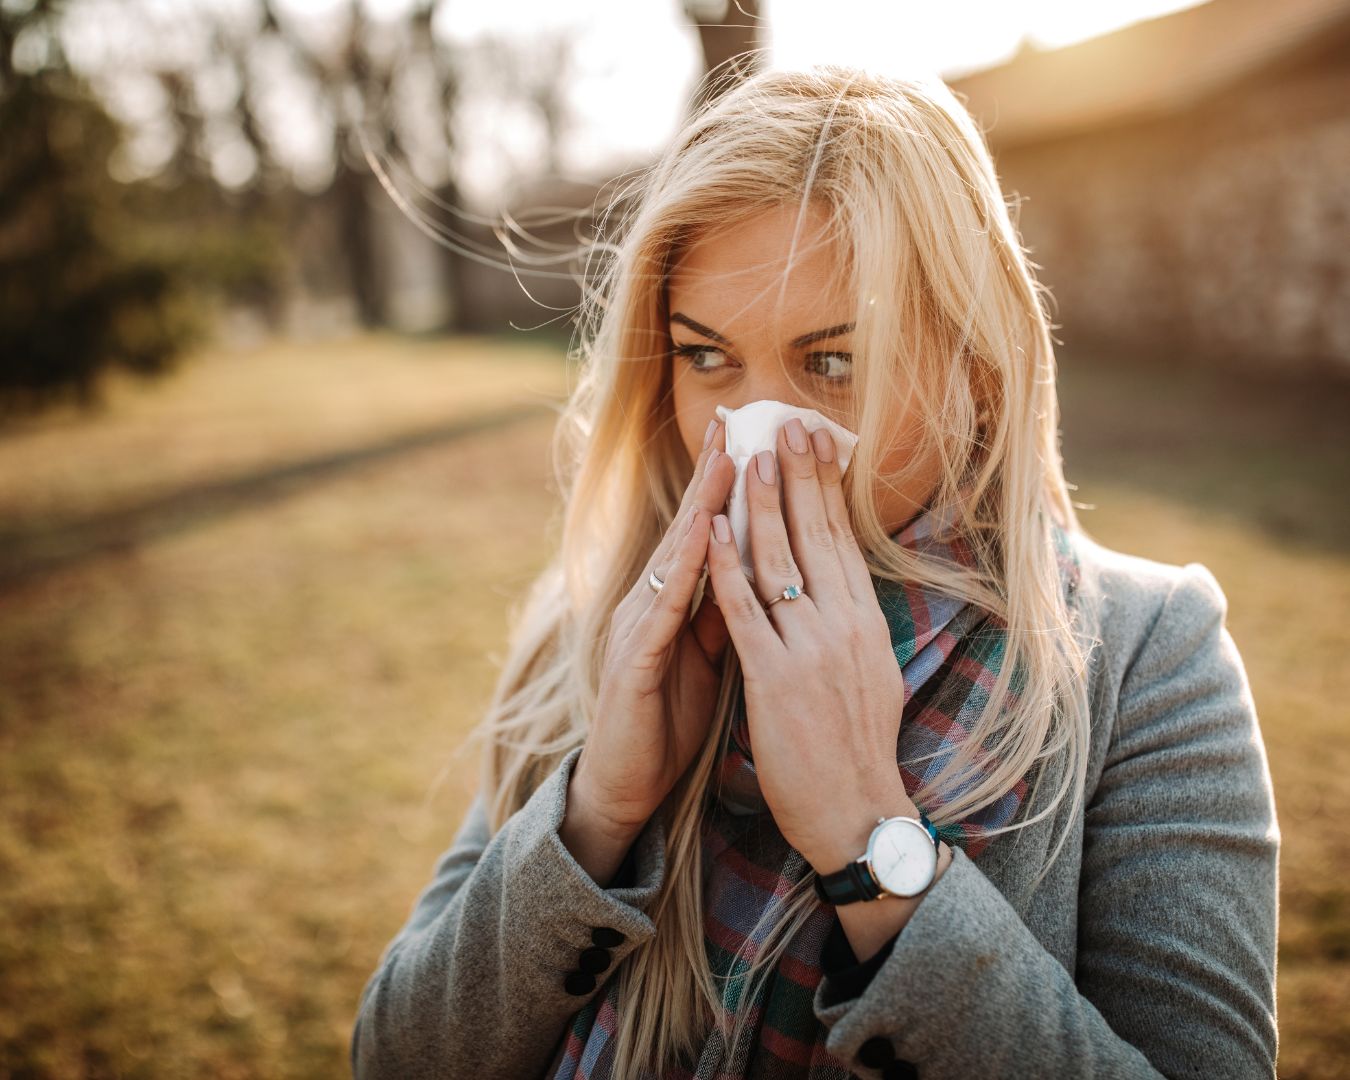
[671, 364, 708, 461]
[875, 420, 923, 474]
[871, 418, 942, 502]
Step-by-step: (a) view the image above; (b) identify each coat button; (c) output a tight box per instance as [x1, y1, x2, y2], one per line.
[858, 1036, 895, 1067]
[563, 970, 597, 996]
[591, 926, 626, 947]
[881, 1060, 918, 1080]
[577, 945, 612, 974]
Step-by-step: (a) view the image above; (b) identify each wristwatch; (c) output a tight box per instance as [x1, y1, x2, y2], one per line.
[813, 809, 942, 905]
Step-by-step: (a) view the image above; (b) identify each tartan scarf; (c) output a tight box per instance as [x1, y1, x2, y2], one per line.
[551, 502, 1082, 1080]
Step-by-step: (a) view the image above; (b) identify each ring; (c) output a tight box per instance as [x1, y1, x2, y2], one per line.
[763, 582, 805, 608]
[648, 570, 666, 594]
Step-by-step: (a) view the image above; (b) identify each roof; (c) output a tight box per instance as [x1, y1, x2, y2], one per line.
[944, 0, 1350, 147]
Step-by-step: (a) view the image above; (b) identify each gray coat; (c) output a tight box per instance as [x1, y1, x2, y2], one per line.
[350, 532, 1280, 1078]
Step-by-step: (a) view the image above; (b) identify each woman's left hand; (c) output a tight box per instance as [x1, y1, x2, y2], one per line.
[704, 417, 918, 873]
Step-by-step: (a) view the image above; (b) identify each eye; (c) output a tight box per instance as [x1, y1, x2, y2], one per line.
[671, 343, 731, 373]
[806, 351, 853, 381]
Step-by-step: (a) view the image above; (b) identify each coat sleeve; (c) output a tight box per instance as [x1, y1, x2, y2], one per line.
[810, 562, 1280, 1079]
[350, 744, 667, 1080]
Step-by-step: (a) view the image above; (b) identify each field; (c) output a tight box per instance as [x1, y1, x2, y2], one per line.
[0, 332, 1346, 1078]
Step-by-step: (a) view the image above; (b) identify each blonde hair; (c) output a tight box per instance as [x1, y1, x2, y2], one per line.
[459, 63, 1094, 1077]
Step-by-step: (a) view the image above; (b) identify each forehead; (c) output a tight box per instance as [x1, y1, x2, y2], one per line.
[665, 203, 853, 330]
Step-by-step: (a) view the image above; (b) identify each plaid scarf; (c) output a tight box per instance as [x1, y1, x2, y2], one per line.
[551, 503, 1082, 1079]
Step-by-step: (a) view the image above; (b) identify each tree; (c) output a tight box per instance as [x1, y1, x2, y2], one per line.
[682, 0, 764, 117]
[259, 0, 471, 331]
[0, 0, 205, 417]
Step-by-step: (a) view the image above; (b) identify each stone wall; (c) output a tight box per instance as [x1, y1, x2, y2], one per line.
[989, 59, 1350, 376]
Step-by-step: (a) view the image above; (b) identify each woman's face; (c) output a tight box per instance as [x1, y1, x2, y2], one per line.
[666, 201, 945, 537]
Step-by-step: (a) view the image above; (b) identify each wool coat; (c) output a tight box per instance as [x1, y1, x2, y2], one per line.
[350, 530, 1280, 1079]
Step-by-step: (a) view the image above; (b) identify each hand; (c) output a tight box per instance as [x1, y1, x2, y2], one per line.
[573, 420, 736, 835]
[703, 417, 915, 872]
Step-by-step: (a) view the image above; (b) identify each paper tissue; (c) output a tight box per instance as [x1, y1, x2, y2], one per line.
[712, 400, 860, 584]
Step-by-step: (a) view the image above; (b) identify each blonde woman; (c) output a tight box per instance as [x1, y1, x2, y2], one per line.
[351, 66, 1278, 1080]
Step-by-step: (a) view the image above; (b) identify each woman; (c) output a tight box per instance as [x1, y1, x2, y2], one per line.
[351, 66, 1278, 1079]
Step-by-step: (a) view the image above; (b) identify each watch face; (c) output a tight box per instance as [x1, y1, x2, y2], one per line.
[868, 818, 938, 898]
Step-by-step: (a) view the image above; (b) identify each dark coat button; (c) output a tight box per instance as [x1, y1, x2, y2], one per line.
[577, 946, 612, 974]
[858, 1035, 895, 1068]
[563, 970, 597, 996]
[881, 1060, 918, 1080]
[591, 926, 626, 947]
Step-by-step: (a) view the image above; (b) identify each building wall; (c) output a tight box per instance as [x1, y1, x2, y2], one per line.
[453, 214, 594, 337]
[399, 57, 1350, 378]
[988, 60, 1350, 376]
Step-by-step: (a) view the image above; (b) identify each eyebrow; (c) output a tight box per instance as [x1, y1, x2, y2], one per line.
[669, 312, 855, 349]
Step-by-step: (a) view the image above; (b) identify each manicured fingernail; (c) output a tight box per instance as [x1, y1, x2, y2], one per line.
[712, 514, 731, 543]
[703, 418, 718, 449]
[706, 447, 719, 468]
[755, 449, 775, 484]
[811, 428, 835, 463]
[684, 511, 698, 535]
[785, 418, 808, 454]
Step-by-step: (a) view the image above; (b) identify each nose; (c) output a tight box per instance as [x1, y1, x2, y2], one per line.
[719, 363, 814, 414]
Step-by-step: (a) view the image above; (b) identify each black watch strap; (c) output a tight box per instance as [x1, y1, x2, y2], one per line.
[813, 856, 882, 904]
[812, 809, 942, 906]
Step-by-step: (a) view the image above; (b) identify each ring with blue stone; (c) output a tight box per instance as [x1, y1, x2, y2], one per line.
[763, 582, 806, 609]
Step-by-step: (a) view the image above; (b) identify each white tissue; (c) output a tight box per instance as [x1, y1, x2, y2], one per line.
[713, 400, 860, 584]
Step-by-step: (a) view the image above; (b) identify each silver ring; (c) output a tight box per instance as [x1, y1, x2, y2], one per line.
[763, 582, 805, 608]
[648, 570, 666, 593]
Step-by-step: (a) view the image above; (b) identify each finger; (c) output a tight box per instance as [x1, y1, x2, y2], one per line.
[810, 426, 873, 606]
[665, 420, 732, 557]
[777, 418, 850, 608]
[744, 447, 820, 647]
[629, 508, 714, 663]
[634, 422, 731, 608]
[745, 447, 801, 600]
[706, 511, 786, 660]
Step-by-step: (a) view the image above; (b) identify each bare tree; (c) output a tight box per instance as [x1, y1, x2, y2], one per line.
[257, 0, 468, 329]
[257, 0, 381, 327]
[208, 19, 287, 204]
[682, 0, 764, 117]
[406, 0, 469, 332]
[472, 31, 578, 179]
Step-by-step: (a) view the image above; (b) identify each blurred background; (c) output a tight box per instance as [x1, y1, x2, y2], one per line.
[1, 0, 1347, 1075]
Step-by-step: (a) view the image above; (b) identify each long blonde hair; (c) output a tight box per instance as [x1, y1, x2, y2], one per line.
[461, 64, 1094, 1077]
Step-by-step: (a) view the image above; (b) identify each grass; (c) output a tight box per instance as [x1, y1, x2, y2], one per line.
[0, 331, 1345, 1077]
[1056, 353, 1350, 1078]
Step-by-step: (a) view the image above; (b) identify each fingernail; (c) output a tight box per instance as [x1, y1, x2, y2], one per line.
[785, 418, 808, 454]
[707, 447, 719, 468]
[755, 449, 775, 484]
[712, 514, 731, 543]
[811, 428, 835, 463]
[703, 418, 717, 449]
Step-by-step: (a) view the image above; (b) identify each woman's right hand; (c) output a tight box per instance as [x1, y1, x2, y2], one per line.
[571, 420, 735, 837]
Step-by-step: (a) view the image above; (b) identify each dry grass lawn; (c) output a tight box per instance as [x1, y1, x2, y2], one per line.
[0, 331, 1345, 1078]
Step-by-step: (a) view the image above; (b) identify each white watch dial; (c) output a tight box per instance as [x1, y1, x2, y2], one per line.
[868, 818, 938, 898]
